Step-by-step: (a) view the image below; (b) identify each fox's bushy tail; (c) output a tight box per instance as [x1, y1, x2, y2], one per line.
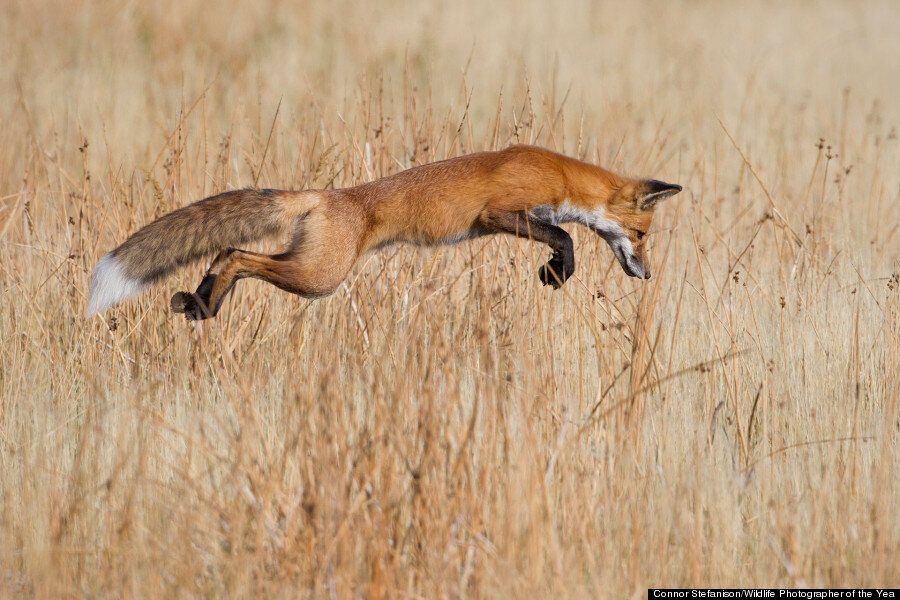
[87, 188, 303, 316]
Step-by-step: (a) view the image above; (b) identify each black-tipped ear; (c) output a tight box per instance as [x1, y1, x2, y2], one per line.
[638, 180, 682, 211]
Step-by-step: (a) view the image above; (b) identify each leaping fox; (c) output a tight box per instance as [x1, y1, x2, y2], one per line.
[87, 145, 682, 320]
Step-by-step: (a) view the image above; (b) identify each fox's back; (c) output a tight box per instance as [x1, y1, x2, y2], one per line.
[343, 146, 569, 247]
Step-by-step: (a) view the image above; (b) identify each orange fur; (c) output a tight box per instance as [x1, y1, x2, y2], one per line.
[88, 145, 682, 319]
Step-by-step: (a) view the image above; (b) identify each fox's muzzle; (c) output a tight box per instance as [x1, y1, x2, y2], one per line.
[623, 256, 649, 279]
[611, 241, 649, 279]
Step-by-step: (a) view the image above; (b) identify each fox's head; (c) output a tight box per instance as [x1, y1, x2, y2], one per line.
[554, 179, 681, 279]
[586, 178, 682, 279]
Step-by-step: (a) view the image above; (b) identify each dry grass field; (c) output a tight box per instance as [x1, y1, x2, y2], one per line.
[1, 0, 898, 597]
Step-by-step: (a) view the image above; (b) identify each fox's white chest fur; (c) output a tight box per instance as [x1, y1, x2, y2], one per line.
[529, 201, 642, 278]
[529, 201, 625, 240]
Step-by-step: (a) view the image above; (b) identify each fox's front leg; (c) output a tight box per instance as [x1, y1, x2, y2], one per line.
[538, 247, 575, 289]
[479, 209, 574, 289]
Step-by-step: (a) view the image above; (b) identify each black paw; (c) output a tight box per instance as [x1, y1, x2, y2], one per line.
[171, 291, 212, 321]
[539, 260, 571, 289]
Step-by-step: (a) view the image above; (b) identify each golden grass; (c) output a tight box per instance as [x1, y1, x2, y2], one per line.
[0, 0, 897, 596]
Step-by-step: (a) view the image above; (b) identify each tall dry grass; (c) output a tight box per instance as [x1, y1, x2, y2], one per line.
[0, 0, 898, 596]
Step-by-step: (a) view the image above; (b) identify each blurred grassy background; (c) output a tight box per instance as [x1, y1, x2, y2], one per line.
[0, 0, 897, 596]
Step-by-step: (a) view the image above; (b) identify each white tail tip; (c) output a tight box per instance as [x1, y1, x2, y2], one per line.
[86, 254, 145, 317]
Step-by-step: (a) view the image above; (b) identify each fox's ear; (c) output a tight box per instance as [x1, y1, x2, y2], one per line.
[638, 179, 682, 211]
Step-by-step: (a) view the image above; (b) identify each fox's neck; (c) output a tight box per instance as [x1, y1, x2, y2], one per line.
[524, 153, 633, 238]
[558, 155, 628, 210]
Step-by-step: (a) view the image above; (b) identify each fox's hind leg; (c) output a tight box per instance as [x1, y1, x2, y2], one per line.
[171, 248, 357, 321]
[171, 211, 361, 320]
[171, 248, 250, 320]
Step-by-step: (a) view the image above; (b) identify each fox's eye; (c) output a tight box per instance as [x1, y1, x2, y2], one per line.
[636, 231, 646, 241]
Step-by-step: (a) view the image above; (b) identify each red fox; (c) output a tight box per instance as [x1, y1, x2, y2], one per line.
[87, 145, 681, 320]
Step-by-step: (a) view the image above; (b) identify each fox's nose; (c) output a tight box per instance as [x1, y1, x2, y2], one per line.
[645, 271, 651, 279]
